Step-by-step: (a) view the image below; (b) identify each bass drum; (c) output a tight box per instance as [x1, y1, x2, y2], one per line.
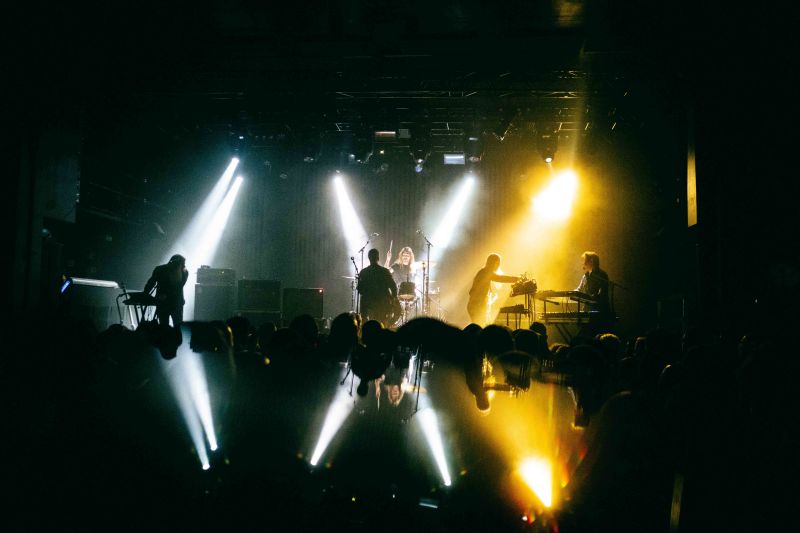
[398, 281, 416, 301]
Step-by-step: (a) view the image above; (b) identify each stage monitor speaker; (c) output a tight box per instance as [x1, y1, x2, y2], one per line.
[282, 288, 324, 324]
[238, 279, 281, 312]
[195, 284, 235, 321]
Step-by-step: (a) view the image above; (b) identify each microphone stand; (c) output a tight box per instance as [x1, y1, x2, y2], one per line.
[357, 236, 371, 271]
[350, 256, 360, 314]
[402, 345, 424, 422]
[606, 278, 628, 317]
[418, 230, 433, 315]
[355, 234, 373, 314]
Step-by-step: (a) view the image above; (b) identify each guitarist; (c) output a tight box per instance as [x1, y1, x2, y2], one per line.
[357, 248, 400, 327]
[467, 253, 520, 326]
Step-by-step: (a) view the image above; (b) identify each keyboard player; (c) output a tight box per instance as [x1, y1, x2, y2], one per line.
[576, 251, 610, 313]
[467, 253, 521, 326]
[143, 254, 189, 327]
[576, 251, 614, 336]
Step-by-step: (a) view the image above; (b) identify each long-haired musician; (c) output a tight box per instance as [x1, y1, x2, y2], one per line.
[467, 253, 520, 326]
[143, 254, 189, 327]
[387, 246, 416, 286]
[577, 251, 610, 313]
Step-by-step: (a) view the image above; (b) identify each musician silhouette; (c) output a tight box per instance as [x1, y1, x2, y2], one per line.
[357, 248, 398, 327]
[576, 251, 614, 337]
[144, 254, 189, 327]
[576, 251, 610, 313]
[467, 253, 520, 326]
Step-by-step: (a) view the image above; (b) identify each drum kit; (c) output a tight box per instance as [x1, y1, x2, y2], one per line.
[395, 260, 445, 326]
[342, 260, 443, 327]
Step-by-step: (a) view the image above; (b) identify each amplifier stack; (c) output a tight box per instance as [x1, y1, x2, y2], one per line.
[194, 267, 236, 321]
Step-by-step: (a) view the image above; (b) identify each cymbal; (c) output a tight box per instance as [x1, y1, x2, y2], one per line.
[413, 260, 437, 268]
[341, 276, 357, 279]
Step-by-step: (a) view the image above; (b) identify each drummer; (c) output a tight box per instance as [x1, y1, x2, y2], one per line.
[385, 246, 418, 294]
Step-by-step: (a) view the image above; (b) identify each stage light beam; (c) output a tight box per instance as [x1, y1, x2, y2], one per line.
[310, 378, 355, 466]
[178, 346, 218, 451]
[172, 158, 239, 257]
[333, 176, 368, 261]
[429, 176, 476, 267]
[533, 171, 578, 221]
[162, 353, 212, 470]
[418, 408, 452, 487]
[180, 175, 244, 320]
[162, 159, 243, 321]
[192, 175, 244, 268]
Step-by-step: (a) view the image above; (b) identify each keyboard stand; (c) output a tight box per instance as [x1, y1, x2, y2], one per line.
[121, 291, 157, 328]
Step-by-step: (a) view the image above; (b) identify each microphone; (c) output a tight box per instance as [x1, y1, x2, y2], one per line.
[350, 256, 355, 261]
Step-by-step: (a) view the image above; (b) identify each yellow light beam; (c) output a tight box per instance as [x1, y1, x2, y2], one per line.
[520, 456, 553, 508]
[533, 170, 578, 221]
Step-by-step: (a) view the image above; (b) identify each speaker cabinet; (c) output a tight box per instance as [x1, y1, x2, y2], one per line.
[196, 267, 236, 285]
[238, 279, 281, 312]
[282, 288, 324, 324]
[195, 284, 235, 321]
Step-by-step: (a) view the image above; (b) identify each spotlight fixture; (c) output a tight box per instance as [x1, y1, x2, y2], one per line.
[465, 125, 484, 163]
[537, 128, 558, 163]
[443, 153, 465, 165]
[298, 130, 322, 163]
[374, 130, 397, 140]
[493, 108, 518, 141]
[229, 132, 248, 155]
[410, 128, 431, 167]
[352, 134, 373, 164]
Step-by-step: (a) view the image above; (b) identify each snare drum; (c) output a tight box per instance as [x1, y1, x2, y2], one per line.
[398, 281, 416, 301]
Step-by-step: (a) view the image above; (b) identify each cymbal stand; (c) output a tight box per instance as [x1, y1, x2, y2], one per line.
[418, 230, 433, 315]
[420, 288, 447, 321]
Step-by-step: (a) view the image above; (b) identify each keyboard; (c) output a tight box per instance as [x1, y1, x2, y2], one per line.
[499, 304, 528, 314]
[538, 311, 617, 324]
[535, 290, 596, 305]
[123, 292, 160, 306]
